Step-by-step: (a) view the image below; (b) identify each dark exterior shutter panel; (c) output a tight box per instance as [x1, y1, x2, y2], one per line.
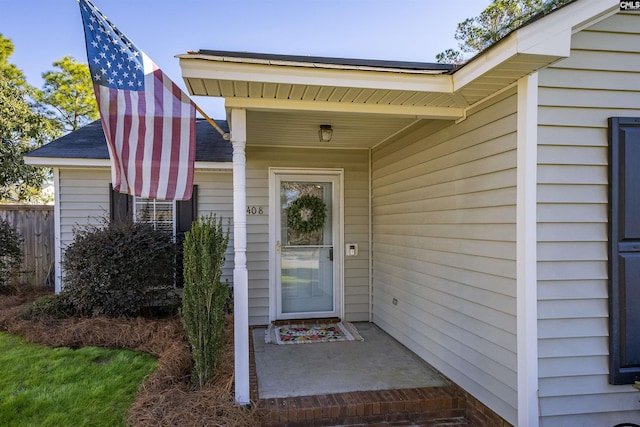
[608, 117, 640, 384]
[176, 185, 198, 237]
[109, 184, 132, 223]
[175, 185, 197, 288]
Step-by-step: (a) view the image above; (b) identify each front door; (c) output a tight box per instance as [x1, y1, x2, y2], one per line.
[272, 171, 342, 320]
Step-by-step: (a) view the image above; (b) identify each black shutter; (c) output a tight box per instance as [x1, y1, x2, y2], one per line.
[608, 117, 640, 384]
[109, 184, 132, 223]
[175, 185, 197, 287]
[176, 185, 198, 237]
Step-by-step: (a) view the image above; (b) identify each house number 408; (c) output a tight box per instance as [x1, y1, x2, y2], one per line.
[246, 206, 265, 215]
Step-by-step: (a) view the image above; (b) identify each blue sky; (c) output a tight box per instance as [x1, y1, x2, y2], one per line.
[1, 0, 490, 119]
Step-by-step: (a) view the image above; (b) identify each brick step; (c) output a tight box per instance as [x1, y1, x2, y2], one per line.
[339, 418, 475, 427]
[259, 386, 471, 427]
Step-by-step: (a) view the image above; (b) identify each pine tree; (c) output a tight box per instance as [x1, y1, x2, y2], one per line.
[436, 0, 573, 64]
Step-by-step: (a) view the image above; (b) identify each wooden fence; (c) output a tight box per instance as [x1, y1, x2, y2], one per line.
[0, 205, 54, 287]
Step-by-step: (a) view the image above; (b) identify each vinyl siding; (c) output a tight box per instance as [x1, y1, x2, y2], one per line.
[191, 170, 234, 287]
[58, 168, 112, 248]
[536, 12, 640, 426]
[371, 90, 518, 424]
[57, 168, 234, 288]
[246, 146, 370, 325]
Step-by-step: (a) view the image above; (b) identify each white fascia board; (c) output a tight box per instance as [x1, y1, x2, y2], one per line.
[25, 156, 232, 170]
[179, 58, 453, 94]
[517, 0, 619, 52]
[24, 157, 111, 167]
[532, 0, 619, 37]
[194, 162, 232, 170]
[454, 0, 620, 91]
[225, 97, 464, 120]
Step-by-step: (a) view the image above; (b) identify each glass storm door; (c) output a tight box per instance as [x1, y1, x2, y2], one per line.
[275, 173, 340, 319]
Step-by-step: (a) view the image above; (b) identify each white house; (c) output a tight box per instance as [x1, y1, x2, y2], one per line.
[26, 0, 640, 425]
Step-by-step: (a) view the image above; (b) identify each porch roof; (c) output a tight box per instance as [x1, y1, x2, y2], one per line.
[177, 40, 550, 149]
[178, 0, 619, 150]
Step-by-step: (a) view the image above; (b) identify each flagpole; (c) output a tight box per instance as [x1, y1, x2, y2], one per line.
[194, 103, 231, 141]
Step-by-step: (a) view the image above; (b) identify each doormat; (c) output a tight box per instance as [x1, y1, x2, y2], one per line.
[265, 321, 364, 345]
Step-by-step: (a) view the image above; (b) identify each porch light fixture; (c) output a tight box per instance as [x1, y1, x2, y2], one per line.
[318, 125, 333, 142]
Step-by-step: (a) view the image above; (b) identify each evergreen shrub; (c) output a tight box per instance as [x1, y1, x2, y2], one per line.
[181, 214, 230, 387]
[20, 293, 76, 320]
[62, 218, 179, 317]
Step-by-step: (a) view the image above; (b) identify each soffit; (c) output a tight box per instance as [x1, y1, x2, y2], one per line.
[457, 52, 564, 104]
[180, 55, 464, 114]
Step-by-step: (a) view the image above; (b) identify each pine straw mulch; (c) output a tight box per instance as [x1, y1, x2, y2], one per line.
[0, 287, 265, 427]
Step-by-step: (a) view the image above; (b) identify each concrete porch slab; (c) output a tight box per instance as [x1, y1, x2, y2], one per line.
[252, 322, 448, 399]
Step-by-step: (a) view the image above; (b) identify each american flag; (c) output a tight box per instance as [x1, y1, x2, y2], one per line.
[78, 0, 195, 201]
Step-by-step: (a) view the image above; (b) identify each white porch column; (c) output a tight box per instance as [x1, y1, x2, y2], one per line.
[516, 73, 539, 426]
[231, 108, 249, 404]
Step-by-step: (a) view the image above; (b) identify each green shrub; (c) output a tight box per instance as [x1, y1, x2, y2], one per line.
[62, 218, 179, 317]
[0, 218, 22, 289]
[20, 293, 76, 320]
[181, 214, 230, 387]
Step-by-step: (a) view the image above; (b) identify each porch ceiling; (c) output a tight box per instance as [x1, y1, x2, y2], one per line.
[244, 110, 418, 149]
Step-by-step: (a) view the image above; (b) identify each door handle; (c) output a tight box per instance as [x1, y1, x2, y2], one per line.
[329, 247, 333, 261]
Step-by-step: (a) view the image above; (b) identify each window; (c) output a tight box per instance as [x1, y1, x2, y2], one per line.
[110, 186, 197, 238]
[134, 198, 175, 235]
[110, 185, 198, 288]
[608, 117, 640, 385]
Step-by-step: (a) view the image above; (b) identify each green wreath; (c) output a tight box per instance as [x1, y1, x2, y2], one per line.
[287, 194, 327, 233]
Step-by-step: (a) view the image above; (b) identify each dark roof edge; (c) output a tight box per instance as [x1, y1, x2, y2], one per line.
[193, 49, 455, 72]
[25, 118, 232, 163]
[451, 0, 580, 73]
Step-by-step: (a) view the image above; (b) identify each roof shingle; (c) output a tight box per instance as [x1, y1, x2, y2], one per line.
[26, 119, 231, 163]
[192, 49, 454, 73]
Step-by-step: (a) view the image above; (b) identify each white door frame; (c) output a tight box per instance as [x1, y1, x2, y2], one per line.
[269, 168, 344, 322]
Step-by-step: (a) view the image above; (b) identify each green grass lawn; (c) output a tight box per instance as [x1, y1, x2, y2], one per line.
[0, 332, 157, 427]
